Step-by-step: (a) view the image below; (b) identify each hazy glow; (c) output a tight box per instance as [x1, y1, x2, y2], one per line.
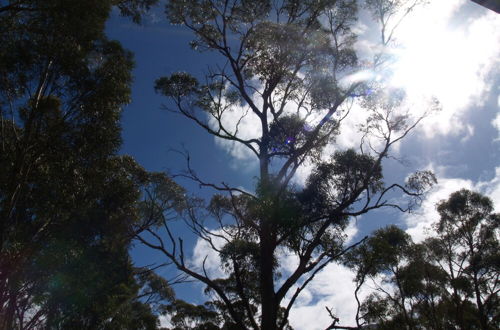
[392, 29, 470, 100]
[388, 1, 500, 137]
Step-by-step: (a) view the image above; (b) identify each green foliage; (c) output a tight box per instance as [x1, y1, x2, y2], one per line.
[405, 170, 437, 194]
[165, 300, 220, 330]
[300, 149, 384, 217]
[155, 73, 200, 99]
[349, 190, 499, 330]
[146, 1, 435, 329]
[114, 0, 159, 23]
[0, 0, 168, 328]
[345, 225, 411, 277]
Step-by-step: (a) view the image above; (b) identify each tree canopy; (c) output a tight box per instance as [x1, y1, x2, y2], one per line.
[0, 0, 173, 328]
[140, 0, 438, 329]
[346, 189, 499, 330]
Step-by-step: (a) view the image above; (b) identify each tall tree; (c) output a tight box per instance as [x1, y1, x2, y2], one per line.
[343, 225, 414, 328]
[0, 0, 170, 328]
[348, 190, 499, 330]
[347, 227, 450, 330]
[140, 0, 434, 329]
[432, 189, 499, 330]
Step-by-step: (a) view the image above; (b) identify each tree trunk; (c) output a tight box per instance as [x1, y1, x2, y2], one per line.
[260, 225, 277, 330]
[469, 241, 488, 330]
[473, 271, 488, 330]
[2, 291, 16, 330]
[258, 135, 278, 329]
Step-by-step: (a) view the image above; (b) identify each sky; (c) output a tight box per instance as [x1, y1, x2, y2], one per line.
[106, 1, 500, 328]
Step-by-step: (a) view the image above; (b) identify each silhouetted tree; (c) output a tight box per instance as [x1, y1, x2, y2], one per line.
[0, 0, 171, 328]
[343, 225, 412, 328]
[432, 189, 499, 330]
[0, 0, 156, 21]
[139, 0, 434, 329]
[349, 190, 499, 330]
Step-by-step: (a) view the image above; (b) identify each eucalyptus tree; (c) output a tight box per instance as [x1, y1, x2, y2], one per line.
[347, 228, 450, 330]
[346, 190, 499, 330]
[0, 0, 156, 20]
[0, 0, 172, 328]
[343, 225, 414, 328]
[143, 0, 434, 329]
[430, 189, 499, 330]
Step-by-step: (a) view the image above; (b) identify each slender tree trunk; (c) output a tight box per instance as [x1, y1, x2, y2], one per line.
[472, 271, 488, 330]
[394, 271, 413, 330]
[258, 145, 278, 330]
[260, 226, 277, 330]
[445, 243, 466, 329]
[2, 289, 16, 330]
[468, 241, 488, 330]
[354, 278, 364, 329]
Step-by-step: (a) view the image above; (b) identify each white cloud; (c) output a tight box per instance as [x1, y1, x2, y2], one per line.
[208, 97, 262, 166]
[181, 164, 500, 330]
[190, 229, 227, 279]
[460, 124, 475, 143]
[174, 215, 357, 330]
[158, 314, 173, 329]
[492, 111, 500, 142]
[184, 167, 500, 329]
[182, 169, 500, 330]
[389, 0, 500, 138]
[344, 219, 360, 245]
[404, 166, 500, 242]
[186, 218, 365, 329]
[209, 1, 499, 191]
[476, 167, 500, 211]
[291, 95, 411, 186]
[275, 247, 363, 329]
[286, 264, 359, 329]
[404, 176, 474, 242]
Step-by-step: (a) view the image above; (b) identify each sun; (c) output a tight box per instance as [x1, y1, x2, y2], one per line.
[385, 0, 500, 136]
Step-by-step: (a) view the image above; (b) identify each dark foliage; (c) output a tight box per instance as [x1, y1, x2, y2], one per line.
[347, 190, 499, 330]
[0, 0, 168, 328]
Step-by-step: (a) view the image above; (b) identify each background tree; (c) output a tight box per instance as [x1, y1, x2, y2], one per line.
[432, 189, 499, 329]
[140, 0, 435, 329]
[348, 190, 499, 330]
[0, 0, 178, 328]
[348, 228, 450, 330]
[0, 0, 156, 21]
[343, 225, 413, 328]
[163, 299, 220, 330]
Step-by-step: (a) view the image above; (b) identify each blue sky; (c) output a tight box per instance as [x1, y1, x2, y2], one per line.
[106, 1, 499, 327]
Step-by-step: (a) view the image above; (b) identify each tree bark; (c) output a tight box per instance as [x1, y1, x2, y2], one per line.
[260, 224, 277, 330]
[258, 145, 278, 330]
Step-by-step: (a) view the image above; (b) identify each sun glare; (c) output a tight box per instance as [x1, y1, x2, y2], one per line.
[391, 27, 469, 100]
[386, 1, 499, 136]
